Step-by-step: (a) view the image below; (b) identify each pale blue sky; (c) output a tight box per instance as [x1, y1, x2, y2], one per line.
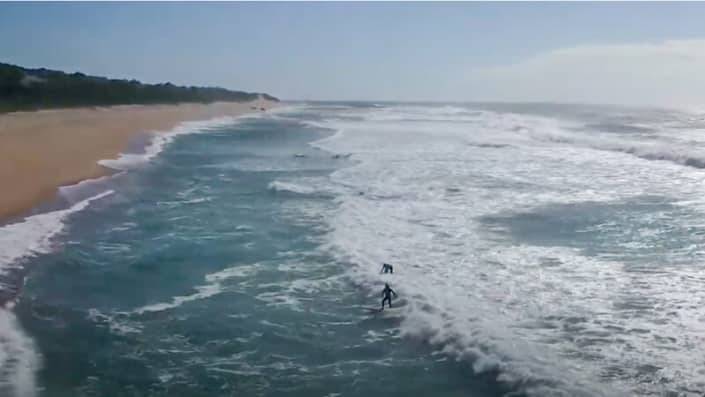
[3, 2, 705, 105]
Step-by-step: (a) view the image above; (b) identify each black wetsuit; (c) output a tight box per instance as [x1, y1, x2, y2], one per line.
[381, 263, 394, 274]
[381, 285, 397, 309]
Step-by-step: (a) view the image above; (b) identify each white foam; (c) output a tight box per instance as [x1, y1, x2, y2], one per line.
[0, 191, 114, 275]
[0, 184, 113, 397]
[302, 103, 705, 395]
[57, 174, 119, 202]
[133, 263, 261, 314]
[526, 118, 705, 170]
[98, 116, 240, 171]
[268, 178, 347, 197]
[86, 308, 141, 335]
[0, 309, 40, 397]
[133, 282, 223, 314]
[268, 180, 317, 195]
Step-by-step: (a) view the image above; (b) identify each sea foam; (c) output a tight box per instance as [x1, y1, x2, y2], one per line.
[0, 309, 40, 397]
[0, 190, 114, 276]
[0, 191, 113, 397]
[303, 103, 705, 396]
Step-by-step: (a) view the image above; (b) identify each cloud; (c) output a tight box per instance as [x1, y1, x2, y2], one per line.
[466, 39, 705, 107]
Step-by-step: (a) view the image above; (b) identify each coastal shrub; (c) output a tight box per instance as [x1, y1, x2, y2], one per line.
[0, 62, 278, 113]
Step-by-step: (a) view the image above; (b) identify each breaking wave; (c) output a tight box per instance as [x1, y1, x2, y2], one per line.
[304, 103, 705, 396]
[99, 117, 239, 171]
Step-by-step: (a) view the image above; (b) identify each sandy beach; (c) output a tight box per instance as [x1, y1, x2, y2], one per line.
[0, 98, 275, 221]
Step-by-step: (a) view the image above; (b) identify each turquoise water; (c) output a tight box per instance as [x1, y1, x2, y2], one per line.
[5, 102, 705, 396]
[13, 113, 497, 397]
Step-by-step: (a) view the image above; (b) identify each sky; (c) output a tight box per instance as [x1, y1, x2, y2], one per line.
[3, 2, 705, 106]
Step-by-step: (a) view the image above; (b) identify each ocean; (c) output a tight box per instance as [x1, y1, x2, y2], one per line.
[2, 101, 705, 396]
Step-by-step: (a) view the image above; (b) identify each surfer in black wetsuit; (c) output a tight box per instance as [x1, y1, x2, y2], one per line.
[380, 263, 394, 274]
[381, 283, 397, 310]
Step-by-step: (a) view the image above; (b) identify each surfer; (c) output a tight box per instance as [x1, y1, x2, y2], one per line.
[380, 263, 394, 274]
[381, 283, 397, 310]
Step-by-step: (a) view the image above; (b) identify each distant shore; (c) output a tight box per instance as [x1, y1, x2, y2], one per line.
[0, 98, 276, 221]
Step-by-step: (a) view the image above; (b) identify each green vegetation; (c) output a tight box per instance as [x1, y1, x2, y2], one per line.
[0, 62, 278, 113]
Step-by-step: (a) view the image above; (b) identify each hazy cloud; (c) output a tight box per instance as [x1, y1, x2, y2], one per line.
[467, 39, 705, 107]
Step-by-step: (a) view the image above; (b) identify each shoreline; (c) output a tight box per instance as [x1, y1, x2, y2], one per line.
[0, 99, 276, 223]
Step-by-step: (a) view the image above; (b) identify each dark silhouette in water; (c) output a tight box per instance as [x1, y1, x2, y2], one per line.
[381, 283, 397, 310]
[380, 263, 394, 274]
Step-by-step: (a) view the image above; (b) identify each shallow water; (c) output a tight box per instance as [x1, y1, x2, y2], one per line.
[3, 102, 705, 396]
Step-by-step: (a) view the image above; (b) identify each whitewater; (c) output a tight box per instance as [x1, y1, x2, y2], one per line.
[292, 103, 705, 396]
[2, 102, 705, 396]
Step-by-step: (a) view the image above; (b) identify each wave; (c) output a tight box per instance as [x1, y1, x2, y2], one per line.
[86, 309, 141, 336]
[0, 111, 272, 396]
[55, 174, 125, 211]
[268, 181, 318, 195]
[394, 105, 705, 172]
[131, 260, 324, 316]
[268, 177, 349, 198]
[133, 282, 222, 315]
[0, 193, 113, 397]
[0, 191, 114, 397]
[460, 107, 705, 171]
[533, 125, 705, 170]
[133, 264, 260, 315]
[306, 103, 660, 395]
[308, 124, 344, 152]
[0, 309, 40, 397]
[359, 105, 485, 123]
[155, 197, 211, 209]
[385, 104, 705, 171]
[98, 116, 239, 171]
[326, 238, 609, 396]
[603, 143, 705, 169]
[0, 170, 118, 396]
[0, 191, 114, 280]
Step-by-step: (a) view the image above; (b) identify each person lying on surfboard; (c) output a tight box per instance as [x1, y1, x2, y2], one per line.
[381, 283, 397, 310]
[380, 263, 394, 274]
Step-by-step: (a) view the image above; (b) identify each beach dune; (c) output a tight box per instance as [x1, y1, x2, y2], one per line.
[0, 99, 275, 221]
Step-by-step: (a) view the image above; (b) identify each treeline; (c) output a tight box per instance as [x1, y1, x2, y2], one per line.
[0, 62, 278, 113]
